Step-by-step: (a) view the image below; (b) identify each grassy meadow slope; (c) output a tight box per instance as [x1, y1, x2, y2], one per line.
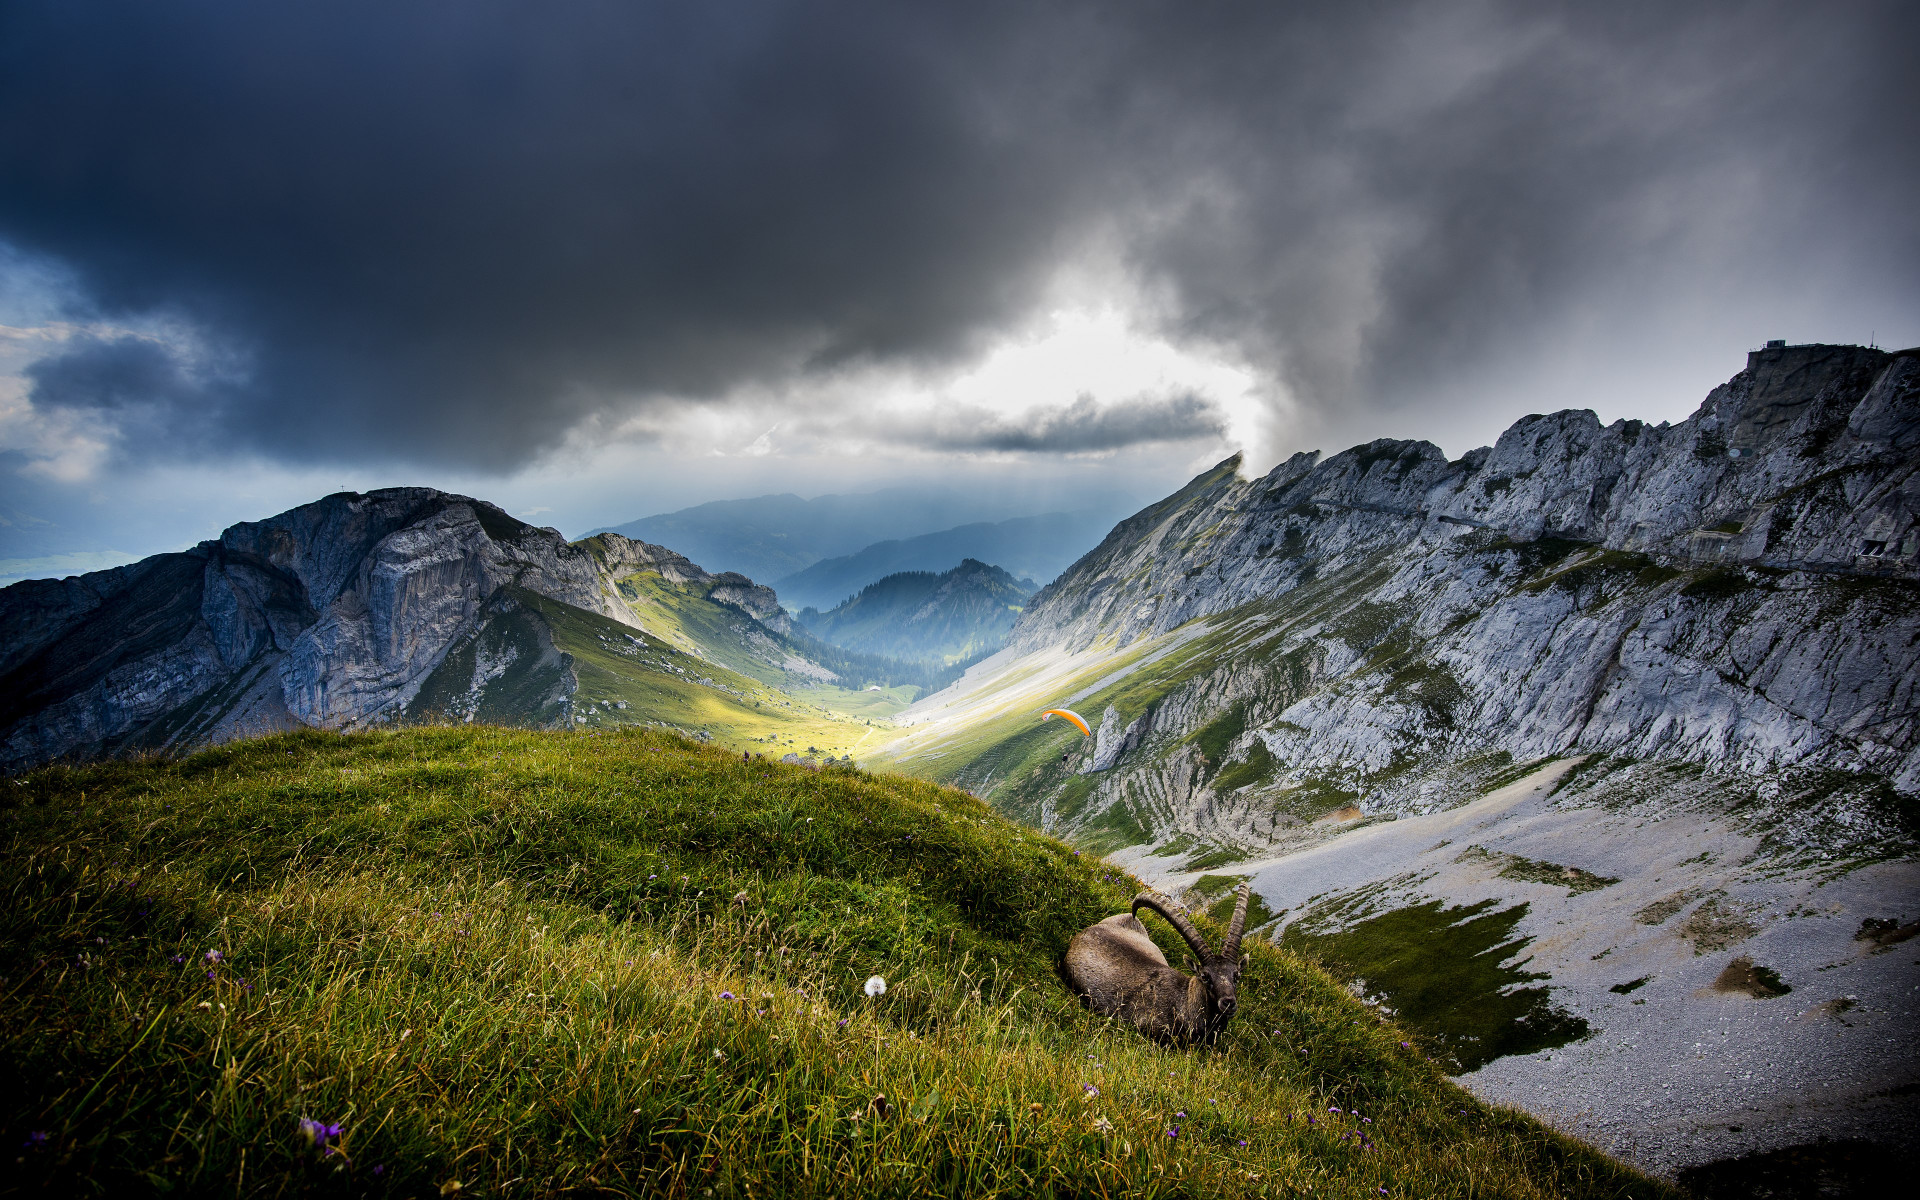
[1, 727, 1668, 1198]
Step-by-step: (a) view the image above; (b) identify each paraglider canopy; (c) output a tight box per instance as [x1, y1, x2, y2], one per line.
[1039, 708, 1092, 737]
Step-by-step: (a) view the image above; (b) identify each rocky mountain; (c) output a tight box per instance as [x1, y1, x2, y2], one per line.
[0, 489, 883, 772]
[796, 559, 1035, 665]
[771, 511, 1111, 612]
[874, 343, 1919, 1173]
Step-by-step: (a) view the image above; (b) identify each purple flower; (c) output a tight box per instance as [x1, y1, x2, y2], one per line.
[1174, 1111, 1186, 1117]
[1399, 1041, 1409, 1048]
[170, 955, 184, 964]
[204, 950, 222, 962]
[837, 1019, 849, 1028]
[1083, 1084, 1099, 1097]
[372, 1165, 385, 1176]
[298, 1117, 344, 1152]
[720, 991, 735, 1000]
[1329, 1106, 1341, 1113]
[1237, 1139, 1248, 1147]
[24, 1131, 48, 1149]
[1307, 1116, 1317, 1125]
[1166, 1126, 1179, 1139]
[1073, 851, 1081, 856]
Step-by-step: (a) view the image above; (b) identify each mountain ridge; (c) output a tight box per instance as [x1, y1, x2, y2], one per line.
[0, 490, 875, 772]
[771, 511, 1111, 611]
[796, 558, 1035, 665]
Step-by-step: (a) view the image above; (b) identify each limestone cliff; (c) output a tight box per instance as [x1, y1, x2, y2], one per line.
[992, 343, 1918, 809]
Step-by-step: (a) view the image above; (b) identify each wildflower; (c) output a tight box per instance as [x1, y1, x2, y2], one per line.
[1166, 1126, 1179, 1139]
[298, 1117, 344, 1152]
[373, 1165, 385, 1176]
[720, 991, 735, 1001]
[712, 1049, 726, 1061]
[205, 950, 223, 962]
[1238, 1139, 1248, 1147]
[1174, 1111, 1186, 1118]
[1329, 1106, 1341, 1113]
[1082, 1084, 1099, 1098]
[1090, 1117, 1113, 1133]
[864, 975, 887, 997]
[170, 955, 184, 964]
[24, 1131, 48, 1149]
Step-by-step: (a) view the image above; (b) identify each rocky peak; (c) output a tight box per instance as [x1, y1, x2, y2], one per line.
[0, 488, 793, 771]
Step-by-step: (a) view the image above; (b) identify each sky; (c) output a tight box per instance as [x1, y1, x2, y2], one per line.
[2, 0, 1916, 584]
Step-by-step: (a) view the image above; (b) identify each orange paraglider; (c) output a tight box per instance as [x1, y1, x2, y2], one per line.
[1040, 708, 1093, 737]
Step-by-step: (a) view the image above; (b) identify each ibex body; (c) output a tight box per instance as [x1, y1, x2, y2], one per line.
[1064, 885, 1250, 1044]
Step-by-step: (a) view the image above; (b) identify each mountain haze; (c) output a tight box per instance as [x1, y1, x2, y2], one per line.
[771, 511, 1112, 611]
[797, 559, 1034, 665]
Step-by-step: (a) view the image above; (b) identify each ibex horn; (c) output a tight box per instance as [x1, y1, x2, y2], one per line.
[1222, 883, 1251, 960]
[1132, 893, 1214, 964]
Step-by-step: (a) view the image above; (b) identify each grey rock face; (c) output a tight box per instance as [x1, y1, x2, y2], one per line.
[1004, 345, 1920, 831]
[0, 490, 787, 772]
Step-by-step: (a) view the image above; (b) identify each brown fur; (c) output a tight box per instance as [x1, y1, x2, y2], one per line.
[1063, 886, 1249, 1045]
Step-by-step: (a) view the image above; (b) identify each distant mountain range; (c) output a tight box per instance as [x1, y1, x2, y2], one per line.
[583, 486, 1136, 595]
[771, 511, 1112, 611]
[796, 559, 1035, 666]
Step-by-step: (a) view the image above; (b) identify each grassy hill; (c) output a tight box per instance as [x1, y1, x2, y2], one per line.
[1, 727, 1669, 1198]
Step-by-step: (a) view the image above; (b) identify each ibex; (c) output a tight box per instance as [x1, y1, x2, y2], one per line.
[1064, 884, 1250, 1044]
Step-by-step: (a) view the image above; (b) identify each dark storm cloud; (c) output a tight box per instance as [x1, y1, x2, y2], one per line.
[0, 0, 1914, 469]
[889, 393, 1225, 454]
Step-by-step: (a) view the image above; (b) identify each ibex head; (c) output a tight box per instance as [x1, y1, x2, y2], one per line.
[1132, 884, 1251, 1041]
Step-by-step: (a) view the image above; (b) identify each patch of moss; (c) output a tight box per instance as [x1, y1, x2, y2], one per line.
[1183, 844, 1251, 872]
[1383, 659, 1465, 727]
[1634, 889, 1701, 925]
[1677, 895, 1758, 953]
[1271, 777, 1361, 823]
[1151, 832, 1199, 858]
[1712, 956, 1790, 998]
[1281, 897, 1590, 1073]
[1456, 846, 1619, 894]
[1680, 569, 1758, 601]
[1327, 600, 1405, 651]
[1206, 886, 1278, 935]
[1189, 701, 1251, 775]
[1189, 874, 1248, 902]
[1052, 773, 1096, 822]
[1213, 741, 1277, 793]
[1075, 799, 1152, 855]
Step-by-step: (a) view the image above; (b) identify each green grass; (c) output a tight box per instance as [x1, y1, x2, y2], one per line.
[1280, 896, 1591, 1074]
[1, 727, 1668, 1198]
